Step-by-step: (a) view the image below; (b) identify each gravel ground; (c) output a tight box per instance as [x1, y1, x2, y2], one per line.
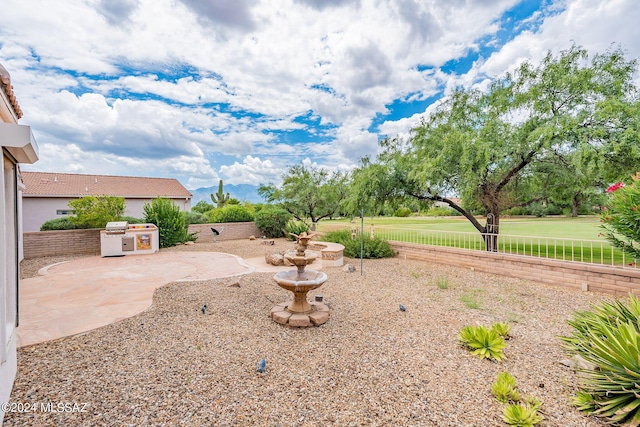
[9, 239, 611, 426]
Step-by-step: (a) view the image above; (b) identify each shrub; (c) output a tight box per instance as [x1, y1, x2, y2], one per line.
[192, 200, 214, 214]
[458, 324, 506, 361]
[601, 173, 640, 260]
[254, 206, 292, 238]
[394, 206, 412, 217]
[40, 217, 87, 231]
[68, 195, 125, 228]
[208, 205, 254, 223]
[559, 295, 640, 425]
[184, 211, 209, 224]
[321, 229, 395, 259]
[121, 216, 145, 224]
[143, 197, 192, 248]
[284, 220, 310, 240]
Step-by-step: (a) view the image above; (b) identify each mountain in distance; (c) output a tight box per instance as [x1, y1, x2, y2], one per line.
[190, 183, 263, 204]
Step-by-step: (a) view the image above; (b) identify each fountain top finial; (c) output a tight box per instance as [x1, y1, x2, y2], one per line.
[288, 231, 318, 258]
[288, 231, 317, 243]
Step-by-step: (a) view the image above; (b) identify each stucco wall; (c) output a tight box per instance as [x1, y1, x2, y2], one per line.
[22, 197, 192, 232]
[390, 241, 640, 297]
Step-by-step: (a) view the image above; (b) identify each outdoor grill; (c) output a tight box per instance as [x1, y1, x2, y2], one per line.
[104, 221, 129, 235]
[100, 222, 159, 257]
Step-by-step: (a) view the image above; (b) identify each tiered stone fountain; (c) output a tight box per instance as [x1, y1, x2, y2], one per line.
[270, 232, 330, 327]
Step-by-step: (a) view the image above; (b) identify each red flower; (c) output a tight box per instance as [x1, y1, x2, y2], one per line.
[607, 182, 625, 193]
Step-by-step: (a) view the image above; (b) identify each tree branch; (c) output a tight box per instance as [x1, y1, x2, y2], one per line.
[407, 191, 487, 234]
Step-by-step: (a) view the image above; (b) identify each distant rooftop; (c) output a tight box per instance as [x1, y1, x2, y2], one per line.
[21, 172, 192, 199]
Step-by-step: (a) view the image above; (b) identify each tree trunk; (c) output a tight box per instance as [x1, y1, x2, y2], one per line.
[572, 194, 580, 218]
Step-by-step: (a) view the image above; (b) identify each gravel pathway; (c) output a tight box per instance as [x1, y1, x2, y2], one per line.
[9, 240, 610, 426]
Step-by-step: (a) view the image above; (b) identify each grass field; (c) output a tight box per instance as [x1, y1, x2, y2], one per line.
[319, 216, 603, 240]
[318, 216, 637, 267]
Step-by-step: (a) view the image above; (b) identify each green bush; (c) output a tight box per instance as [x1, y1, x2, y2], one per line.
[254, 206, 292, 238]
[394, 207, 412, 217]
[192, 200, 214, 214]
[143, 197, 193, 248]
[121, 216, 144, 224]
[68, 195, 125, 228]
[184, 211, 209, 224]
[285, 220, 310, 240]
[559, 295, 640, 425]
[601, 175, 640, 260]
[321, 229, 395, 259]
[40, 217, 87, 231]
[208, 205, 254, 223]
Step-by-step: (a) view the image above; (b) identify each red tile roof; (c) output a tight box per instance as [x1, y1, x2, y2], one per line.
[22, 172, 192, 198]
[0, 64, 23, 119]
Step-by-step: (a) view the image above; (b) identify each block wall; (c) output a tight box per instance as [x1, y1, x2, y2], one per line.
[23, 222, 264, 258]
[188, 222, 262, 243]
[391, 241, 640, 297]
[23, 229, 101, 259]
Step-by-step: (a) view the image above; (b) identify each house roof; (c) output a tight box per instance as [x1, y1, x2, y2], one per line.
[21, 172, 192, 199]
[0, 64, 22, 119]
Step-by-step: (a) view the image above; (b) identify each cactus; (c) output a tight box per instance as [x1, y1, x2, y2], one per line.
[210, 179, 230, 208]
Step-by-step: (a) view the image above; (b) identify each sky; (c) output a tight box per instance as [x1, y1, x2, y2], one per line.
[1, 0, 638, 191]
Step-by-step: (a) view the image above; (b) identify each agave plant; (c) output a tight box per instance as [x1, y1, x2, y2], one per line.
[521, 395, 543, 412]
[502, 402, 543, 426]
[492, 371, 520, 403]
[491, 322, 512, 339]
[559, 295, 640, 425]
[458, 325, 507, 361]
[458, 325, 477, 345]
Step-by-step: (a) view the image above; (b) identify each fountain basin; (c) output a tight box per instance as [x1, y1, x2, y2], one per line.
[272, 269, 329, 326]
[274, 269, 327, 291]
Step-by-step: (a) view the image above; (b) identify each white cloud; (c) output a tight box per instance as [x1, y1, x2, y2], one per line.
[219, 155, 286, 186]
[2, 0, 638, 190]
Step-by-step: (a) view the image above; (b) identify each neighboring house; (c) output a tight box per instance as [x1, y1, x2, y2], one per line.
[0, 64, 39, 423]
[21, 172, 192, 231]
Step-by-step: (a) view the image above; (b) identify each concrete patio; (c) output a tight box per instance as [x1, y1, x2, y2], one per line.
[17, 251, 311, 347]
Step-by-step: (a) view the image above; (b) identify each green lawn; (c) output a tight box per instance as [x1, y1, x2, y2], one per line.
[320, 216, 603, 240]
[318, 216, 635, 266]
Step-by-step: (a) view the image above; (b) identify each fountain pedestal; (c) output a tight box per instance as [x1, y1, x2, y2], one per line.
[270, 232, 330, 327]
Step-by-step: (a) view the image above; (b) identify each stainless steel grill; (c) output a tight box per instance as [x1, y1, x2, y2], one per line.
[104, 221, 129, 235]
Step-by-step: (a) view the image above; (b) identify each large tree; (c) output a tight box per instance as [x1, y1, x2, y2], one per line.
[259, 164, 348, 229]
[353, 45, 640, 250]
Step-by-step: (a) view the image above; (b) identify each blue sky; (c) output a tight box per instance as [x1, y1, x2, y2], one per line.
[1, 0, 638, 191]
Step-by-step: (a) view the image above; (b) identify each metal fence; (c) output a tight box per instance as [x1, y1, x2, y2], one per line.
[321, 224, 638, 269]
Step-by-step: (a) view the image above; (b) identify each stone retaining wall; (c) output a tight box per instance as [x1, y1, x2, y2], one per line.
[390, 241, 640, 297]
